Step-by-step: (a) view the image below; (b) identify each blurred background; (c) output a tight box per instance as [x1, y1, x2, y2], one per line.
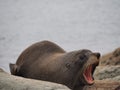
[0, 0, 120, 72]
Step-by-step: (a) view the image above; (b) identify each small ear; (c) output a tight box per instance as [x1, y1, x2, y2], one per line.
[9, 63, 18, 75]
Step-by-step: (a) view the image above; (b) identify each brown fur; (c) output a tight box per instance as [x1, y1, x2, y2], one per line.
[9, 40, 100, 89]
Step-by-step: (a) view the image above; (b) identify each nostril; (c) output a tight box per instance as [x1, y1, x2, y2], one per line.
[94, 53, 101, 59]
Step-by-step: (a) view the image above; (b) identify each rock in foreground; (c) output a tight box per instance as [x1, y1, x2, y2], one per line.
[0, 68, 120, 90]
[0, 68, 70, 90]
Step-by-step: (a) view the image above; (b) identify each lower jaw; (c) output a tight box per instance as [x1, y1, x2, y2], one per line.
[81, 75, 94, 85]
[78, 77, 94, 86]
[83, 81, 94, 86]
[83, 77, 94, 85]
[87, 81, 94, 85]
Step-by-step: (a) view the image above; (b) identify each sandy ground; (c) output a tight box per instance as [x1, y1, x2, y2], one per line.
[0, 0, 120, 72]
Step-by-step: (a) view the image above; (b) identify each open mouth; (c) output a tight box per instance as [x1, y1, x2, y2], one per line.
[83, 63, 98, 84]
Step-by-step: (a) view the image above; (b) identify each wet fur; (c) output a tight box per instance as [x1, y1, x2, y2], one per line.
[9, 40, 100, 89]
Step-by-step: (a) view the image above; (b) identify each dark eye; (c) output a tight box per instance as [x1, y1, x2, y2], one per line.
[66, 63, 71, 68]
[79, 55, 86, 61]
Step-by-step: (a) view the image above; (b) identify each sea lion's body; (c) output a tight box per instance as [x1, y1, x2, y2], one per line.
[10, 41, 100, 89]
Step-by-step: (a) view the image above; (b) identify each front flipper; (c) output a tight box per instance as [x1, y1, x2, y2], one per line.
[9, 63, 18, 75]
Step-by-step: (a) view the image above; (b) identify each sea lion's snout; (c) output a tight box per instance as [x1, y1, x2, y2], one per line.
[93, 52, 101, 59]
[79, 51, 101, 86]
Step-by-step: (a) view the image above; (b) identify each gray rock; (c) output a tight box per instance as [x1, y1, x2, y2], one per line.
[94, 66, 120, 81]
[95, 48, 120, 82]
[100, 47, 120, 66]
[0, 68, 70, 90]
[0, 68, 120, 90]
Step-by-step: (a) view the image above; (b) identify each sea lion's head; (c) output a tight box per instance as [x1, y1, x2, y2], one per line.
[62, 49, 100, 88]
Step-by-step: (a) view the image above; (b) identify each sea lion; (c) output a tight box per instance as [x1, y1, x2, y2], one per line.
[9, 40, 100, 90]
